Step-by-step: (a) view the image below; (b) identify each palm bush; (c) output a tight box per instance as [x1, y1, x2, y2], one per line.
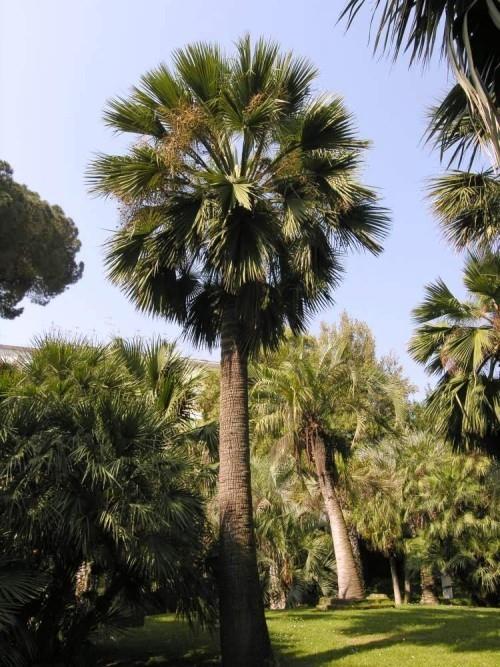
[0, 338, 212, 666]
[88, 34, 388, 664]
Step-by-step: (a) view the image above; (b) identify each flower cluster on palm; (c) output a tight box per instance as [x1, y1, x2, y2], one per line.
[90, 37, 387, 353]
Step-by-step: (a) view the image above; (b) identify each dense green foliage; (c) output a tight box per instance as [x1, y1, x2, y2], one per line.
[351, 433, 500, 603]
[0, 162, 83, 319]
[0, 339, 212, 666]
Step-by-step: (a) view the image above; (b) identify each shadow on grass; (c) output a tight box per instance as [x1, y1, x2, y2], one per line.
[95, 607, 500, 667]
[95, 615, 220, 666]
[270, 607, 500, 666]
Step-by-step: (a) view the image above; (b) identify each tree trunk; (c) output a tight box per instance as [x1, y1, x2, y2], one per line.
[403, 558, 411, 604]
[218, 312, 273, 666]
[420, 565, 439, 605]
[311, 434, 364, 600]
[269, 561, 287, 610]
[389, 555, 402, 606]
[347, 524, 365, 591]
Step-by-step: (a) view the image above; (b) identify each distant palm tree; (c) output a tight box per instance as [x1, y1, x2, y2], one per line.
[252, 453, 335, 609]
[252, 324, 405, 600]
[89, 35, 388, 664]
[409, 252, 500, 453]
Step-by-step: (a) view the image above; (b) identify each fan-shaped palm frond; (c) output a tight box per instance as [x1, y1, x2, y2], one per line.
[409, 253, 500, 451]
[88, 36, 389, 354]
[428, 170, 500, 251]
[340, 1, 500, 165]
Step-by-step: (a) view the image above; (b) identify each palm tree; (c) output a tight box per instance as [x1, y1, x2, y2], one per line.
[88, 35, 388, 663]
[252, 453, 335, 609]
[350, 439, 407, 605]
[340, 1, 500, 165]
[351, 431, 499, 605]
[409, 252, 500, 453]
[252, 319, 405, 600]
[426, 84, 500, 254]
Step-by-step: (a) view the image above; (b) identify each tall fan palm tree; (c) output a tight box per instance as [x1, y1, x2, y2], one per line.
[252, 321, 405, 600]
[340, 1, 500, 165]
[88, 36, 388, 664]
[409, 252, 500, 453]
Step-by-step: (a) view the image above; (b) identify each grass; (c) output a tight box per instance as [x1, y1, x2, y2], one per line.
[96, 605, 500, 666]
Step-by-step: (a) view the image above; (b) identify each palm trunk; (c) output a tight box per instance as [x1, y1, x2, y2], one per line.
[218, 310, 272, 666]
[269, 561, 287, 610]
[348, 524, 365, 590]
[311, 433, 364, 600]
[420, 565, 439, 605]
[389, 555, 402, 606]
[403, 557, 411, 604]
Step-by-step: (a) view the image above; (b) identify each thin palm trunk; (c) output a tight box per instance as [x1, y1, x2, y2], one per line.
[389, 555, 402, 606]
[348, 524, 365, 590]
[311, 434, 364, 600]
[218, 309, 272, 666]
[403, 557, 411, 604]
[420, 565, 439, 605]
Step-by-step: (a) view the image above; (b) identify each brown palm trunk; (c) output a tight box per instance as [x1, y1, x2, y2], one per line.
[269, 561, 287, 610]
[311, 434, 364, 600]
[218, 311, 272, 666]
[389, 555, 402, 606]
[348, 524, 365, 590]
[420, 565, 439, 605]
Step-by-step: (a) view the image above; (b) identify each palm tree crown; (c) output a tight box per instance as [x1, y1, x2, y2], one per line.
[409, 252, 500, 451]
[89, 35, 388, 353]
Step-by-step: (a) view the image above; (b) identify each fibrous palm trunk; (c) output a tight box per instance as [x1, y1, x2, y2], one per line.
[420, 565, 439, 605]
[348, 524, 365, 590]
[311, 434, 364, 600]
[389, 555, 402, 606]
[218, 311, 272, 666]
[269, 561, 287, 610]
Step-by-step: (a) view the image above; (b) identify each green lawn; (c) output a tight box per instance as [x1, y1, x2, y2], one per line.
[96, 606, 500, 666]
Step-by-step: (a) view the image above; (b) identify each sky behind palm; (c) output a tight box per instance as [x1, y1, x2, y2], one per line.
[0, 0, 464, 394]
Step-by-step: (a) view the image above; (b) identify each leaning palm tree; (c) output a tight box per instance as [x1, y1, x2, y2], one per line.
[341, 1, 500, 165]
[409, 252, 500, 453]
[89, 36, 388, 664]
[252, 322, 405, 600]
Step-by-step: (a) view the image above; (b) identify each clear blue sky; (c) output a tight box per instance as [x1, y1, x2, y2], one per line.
[0, 0, 464, 394]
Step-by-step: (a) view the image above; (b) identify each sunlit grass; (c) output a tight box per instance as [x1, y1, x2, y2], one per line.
[96, 605, 500, 666]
